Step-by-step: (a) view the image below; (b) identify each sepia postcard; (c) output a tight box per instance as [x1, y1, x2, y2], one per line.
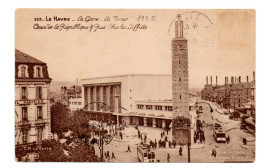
[15, 9, 255, 162]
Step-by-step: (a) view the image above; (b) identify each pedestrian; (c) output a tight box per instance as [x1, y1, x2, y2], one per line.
[180, 139, 184, 146]
[167, 153, 170, 162]
[107, 151, 110, 158]
[120, 132, 123, 140]
[179, 147, 182, 156]
[144, 135, 147, 141]
[214, 149, 217, 157]
[127, 145, 131, 152]
[227, 135, 230, 143]
[91, 145, 95, 155]
[173, 140, 176, 148]
[169, 141, 172, 148]
[243, 138, 247, 145]
[111, 152, 116, 159]
[165, 136, 168, 142]
[104, 151, 107, 158]
[161, 132, 163, 138]
[194, 136, 197, 143]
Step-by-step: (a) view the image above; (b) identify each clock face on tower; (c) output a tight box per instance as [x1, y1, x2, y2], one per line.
[174, 44, 186, 55]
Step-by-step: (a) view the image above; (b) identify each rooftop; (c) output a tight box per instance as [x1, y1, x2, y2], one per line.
[81, 74, 171, 81]
[15, 49, 46, 64]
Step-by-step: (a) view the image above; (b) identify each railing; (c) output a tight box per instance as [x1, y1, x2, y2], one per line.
[18, 119, 31, 127]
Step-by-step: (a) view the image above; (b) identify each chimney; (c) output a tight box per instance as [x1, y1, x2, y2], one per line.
[227, 76, 229, 83]
[235, 77, 237, 83]
[225, 77, 226, 84]
[231, 76, 234, 84]
[216, 76, 218, 86]
[253, 71, 255, 81]
[247, 76, 249, 83]
[239, 76, 241, 83]
[210, 76, 212, 85]
[206, 76, 208, 85]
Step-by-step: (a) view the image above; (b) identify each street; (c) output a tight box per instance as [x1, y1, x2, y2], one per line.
[92, 99, 255, 162]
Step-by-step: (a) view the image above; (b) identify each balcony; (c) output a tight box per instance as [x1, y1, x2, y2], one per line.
[18, 119, 31, 128]
[35, 117, 47, 126]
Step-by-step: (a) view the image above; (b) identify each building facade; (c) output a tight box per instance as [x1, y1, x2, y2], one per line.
[81, 74, 196, 129]
[68, 97, 84, 116]
[15, 49, 52, 148]
[201, 74, 255, 117]
[61, 85, 82, 104]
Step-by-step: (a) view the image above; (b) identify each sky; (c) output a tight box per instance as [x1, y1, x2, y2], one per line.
[15, 9, 255, 88]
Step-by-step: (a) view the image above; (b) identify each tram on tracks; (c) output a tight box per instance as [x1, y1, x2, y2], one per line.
[137, 143, 156, 162]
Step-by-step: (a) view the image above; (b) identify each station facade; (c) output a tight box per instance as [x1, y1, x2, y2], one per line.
[81, 74, 196, 129]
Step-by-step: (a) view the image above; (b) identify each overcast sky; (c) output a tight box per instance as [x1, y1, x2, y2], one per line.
[15, 9, 255, 88]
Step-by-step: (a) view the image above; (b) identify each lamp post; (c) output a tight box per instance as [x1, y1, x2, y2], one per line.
[114, 95, 120, 139]
[98, 121, 104, 160]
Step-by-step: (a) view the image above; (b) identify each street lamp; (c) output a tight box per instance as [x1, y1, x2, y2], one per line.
[114, 95, 120, 139]
[98, 120, 104, 160]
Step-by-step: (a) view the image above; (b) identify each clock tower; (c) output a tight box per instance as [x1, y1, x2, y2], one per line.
[171, 14, 191, 145]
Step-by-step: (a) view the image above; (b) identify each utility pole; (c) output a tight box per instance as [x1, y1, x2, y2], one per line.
[99, 121, 104, 160]
[188, 142, 191, 162]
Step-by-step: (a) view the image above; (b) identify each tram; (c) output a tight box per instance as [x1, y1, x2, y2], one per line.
[137, 143, 156, 162]
[213, 123, 226, 143]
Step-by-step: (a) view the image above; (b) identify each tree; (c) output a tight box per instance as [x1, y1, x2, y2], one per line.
[51, 102, 71, 138]
[68, 142, 102, 162]
[71, 109, 92, 144]
[38, 139, 69, 162]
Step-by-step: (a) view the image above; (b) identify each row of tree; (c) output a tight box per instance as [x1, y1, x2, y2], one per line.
[38, 102, 101, 162]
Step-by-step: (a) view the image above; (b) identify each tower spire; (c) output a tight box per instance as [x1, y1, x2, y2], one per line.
[175, 14, 183, 38]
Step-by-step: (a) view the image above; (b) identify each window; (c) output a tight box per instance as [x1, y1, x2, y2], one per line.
[37, 128, 43, 144]
[130, 97, 132, 100]
[22, 130, 28, 144]
[37, 106, 43, 119]
[155, 105, 162, 111]
[36, 67, 41, 77]
[21, 87, 27, 99]
[179, 77, 181, 82]
[179, 60, 181, 64]
[165, 106, 173, 111]
[180, 95, 182, 100]
[36, 86, 42, 99]
[22, 107, 28, 121]
[78, 102, 82, 105]
[137, 105, 144, 109]
[146, 105, 153, 110]
[21, 66, 26, 77]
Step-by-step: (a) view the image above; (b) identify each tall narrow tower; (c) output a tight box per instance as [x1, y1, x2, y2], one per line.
[171, 14, 191, 145]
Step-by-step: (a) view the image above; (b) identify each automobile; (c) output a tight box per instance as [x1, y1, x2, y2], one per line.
[240, 123, 247, 129]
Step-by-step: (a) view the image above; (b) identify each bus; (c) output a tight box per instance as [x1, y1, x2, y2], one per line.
[137, 143, 156, 162]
